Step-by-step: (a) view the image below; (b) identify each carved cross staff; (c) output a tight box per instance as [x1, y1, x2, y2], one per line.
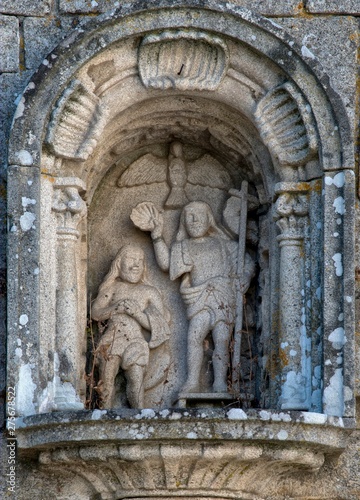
[230, 180, 248, 395]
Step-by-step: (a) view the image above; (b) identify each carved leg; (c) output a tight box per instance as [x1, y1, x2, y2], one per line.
[98, 355, 121, 409]
[212, 321, 230, 393]
[181, 311, 211, 393]
[125, 364, 145, 409]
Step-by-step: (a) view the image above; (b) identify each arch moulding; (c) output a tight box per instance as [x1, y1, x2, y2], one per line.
[7, 2, 355, 498]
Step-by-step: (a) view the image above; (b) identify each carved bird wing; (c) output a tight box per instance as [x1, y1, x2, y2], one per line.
[187, 154, 231, 190]
[117, 154, 168, 187]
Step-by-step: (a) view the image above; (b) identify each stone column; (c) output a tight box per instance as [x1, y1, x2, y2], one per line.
[52, 177, 87, 410]
[274, 182, 310, 410]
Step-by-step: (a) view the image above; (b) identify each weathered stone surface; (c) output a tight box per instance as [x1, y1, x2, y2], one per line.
[2, 2, 360, 499]
[272, 16, 359, 135]
[307, 0, 360, 14]
[0, 15, 19, 72]
[23, 17, 75, 70]
[59, 0, 120, 13]
[0, 0, 51, 16]
[59, 0, 304, 15]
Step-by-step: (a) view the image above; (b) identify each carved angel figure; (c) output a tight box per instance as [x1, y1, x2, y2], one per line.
[92, 245, 170, 409]
[131, 201, 255, 394]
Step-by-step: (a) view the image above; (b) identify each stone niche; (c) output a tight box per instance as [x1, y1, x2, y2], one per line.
[6, 2, 356, 499]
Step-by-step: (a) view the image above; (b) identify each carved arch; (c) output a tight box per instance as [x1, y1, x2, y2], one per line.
[7, 1, 354, 422]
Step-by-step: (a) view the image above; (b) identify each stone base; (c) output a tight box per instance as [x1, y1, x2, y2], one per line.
[177, 392, 254, 408]
[13, 408, 353, 499]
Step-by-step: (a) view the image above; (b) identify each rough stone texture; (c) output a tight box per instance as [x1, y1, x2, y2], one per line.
[23, 17, 76, 70]
[1, 1, 360, 499]
[0, 15, 19, 72]
[271, 16, 359, 136]
[0, 0, 51, 16]
[59, 0, 304, 15]
[306, 0, 360, 14]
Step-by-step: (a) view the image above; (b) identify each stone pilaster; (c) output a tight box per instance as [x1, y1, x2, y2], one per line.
[274, 182, 311, 410]
[52, 177, 86, 411]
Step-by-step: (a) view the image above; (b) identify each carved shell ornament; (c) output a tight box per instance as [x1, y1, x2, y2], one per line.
[46, 80, 108, 161]
[138, 30, 230, 91]
[254, 82, 318, 168]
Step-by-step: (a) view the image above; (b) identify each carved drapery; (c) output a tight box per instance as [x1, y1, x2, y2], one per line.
[52, 177, 87, 410]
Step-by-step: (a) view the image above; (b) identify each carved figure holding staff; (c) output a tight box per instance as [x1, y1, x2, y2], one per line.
[131, 187, 255, 395]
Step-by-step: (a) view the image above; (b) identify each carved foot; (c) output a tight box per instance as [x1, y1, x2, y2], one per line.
[180, 381, 200, 394]
[213, 381, 228, 393]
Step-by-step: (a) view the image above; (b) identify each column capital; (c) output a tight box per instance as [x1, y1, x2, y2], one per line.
[273, 183, 309, 240]
[52, 177, 87, 237]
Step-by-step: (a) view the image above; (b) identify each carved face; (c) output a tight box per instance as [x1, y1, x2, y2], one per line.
[119, 248, 145, 283]
[184, 203, 210, 238]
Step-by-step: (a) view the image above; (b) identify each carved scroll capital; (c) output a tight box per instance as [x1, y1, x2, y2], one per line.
[273, 182, 309, 240]
[52, 177, 87, 237]
[138, 30, 229, 91]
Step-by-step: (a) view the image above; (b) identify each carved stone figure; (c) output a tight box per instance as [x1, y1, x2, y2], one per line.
[92, 245, 171, 409]
[131, 200, 255, 395]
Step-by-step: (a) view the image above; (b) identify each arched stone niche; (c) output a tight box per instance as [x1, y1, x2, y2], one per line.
[7, 2, 355, 494]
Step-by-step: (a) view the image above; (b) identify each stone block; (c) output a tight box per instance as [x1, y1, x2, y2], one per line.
[0, 15, 19, 72]
[0, 0, 51, 16]
[231, 0, 305, 16]
[306, 0, 360, 14]
[59, 0, 303, 15]
[24, 17, 75, 70]
[59, 0, 120, 14]
[271, 16, 359, 136]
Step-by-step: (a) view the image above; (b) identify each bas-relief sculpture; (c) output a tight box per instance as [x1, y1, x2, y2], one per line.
[92, 142, 257, 408]
[92, 245, 171, 409]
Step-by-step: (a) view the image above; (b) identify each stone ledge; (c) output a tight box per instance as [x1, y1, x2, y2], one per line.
[12, 409, 354, 499]
[14, 408, 353, 454]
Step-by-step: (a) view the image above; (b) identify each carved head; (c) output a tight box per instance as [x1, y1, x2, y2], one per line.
[176, 201, 225, 241]
[107, 245, 147, 285]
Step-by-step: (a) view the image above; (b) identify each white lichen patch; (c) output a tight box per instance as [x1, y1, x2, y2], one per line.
[16, 364, 36, 416]
[186, 431, 198, 439]
[14, 150, 33, 166]
[346, 296, 352, 303]
[323, 368, 344, 417]
[324, 172, 345, 188]
[328, 327, 346, 350]
[227, 408, 247, 420]
[14, 96, 25, 120]
[22, 197, 36, 208]
[270, 412, 291, 422]
[333, 197, 346, 215]
[259, 410, 271, 421]
[19, 314, 28, 326]
[332, 253, 343, 277]
[15, 348, 22, 358]
[168, 412, 182, 420]
[20, 212, 36, 231]
[91, 409, 107, 420]
[159, 409, 170, 418]
[277, 430, 288, 440]
[135, 409, 156, 419]
[301, 45, 316, 59]
[301, 412, 327, 425]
